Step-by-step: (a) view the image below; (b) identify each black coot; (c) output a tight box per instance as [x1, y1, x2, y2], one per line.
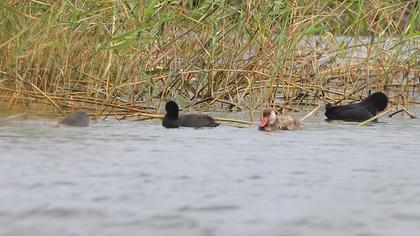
[59, 111, 89, 127]
[325, 92, 388, 122]
[162, 101, 219, 128]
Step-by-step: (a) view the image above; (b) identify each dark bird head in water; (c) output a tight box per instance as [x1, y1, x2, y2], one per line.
[165, 101, 179, 119]
[59, 111, 89, 127]
[363, 92, 388, 112]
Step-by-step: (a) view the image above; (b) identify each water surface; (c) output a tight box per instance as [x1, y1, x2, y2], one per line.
[0, 110, 419, 236]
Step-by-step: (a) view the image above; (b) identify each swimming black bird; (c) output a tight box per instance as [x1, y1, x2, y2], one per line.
[325, 92, 388, 122]
[162, 101, 219, 128]
[59, 111, 89, 127]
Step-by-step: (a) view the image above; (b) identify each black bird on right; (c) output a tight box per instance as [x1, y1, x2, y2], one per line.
[325, 92, 389, 122]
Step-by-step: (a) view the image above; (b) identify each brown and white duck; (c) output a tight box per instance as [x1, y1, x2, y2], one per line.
[258, 107, 302, 131]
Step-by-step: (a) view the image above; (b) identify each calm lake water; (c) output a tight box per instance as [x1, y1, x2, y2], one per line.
[0, 110, 419, 236]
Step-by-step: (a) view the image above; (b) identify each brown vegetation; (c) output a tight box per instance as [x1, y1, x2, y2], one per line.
[0, 0, 418, 122]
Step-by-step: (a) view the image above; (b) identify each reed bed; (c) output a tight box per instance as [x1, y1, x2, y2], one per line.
[0, 0, 419, 121]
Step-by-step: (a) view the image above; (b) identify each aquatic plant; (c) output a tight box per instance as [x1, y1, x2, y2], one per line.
[0, 0, 418, 121]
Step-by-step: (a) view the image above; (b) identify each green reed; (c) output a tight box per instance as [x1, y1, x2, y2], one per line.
[0, 0, 418, 119]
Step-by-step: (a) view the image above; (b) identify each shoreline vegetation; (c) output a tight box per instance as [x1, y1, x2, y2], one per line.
[0, 1, 419, 124]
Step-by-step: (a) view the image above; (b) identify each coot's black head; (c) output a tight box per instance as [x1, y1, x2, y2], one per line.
[364, 92, 388, 112]
[165, 101, 179, 119]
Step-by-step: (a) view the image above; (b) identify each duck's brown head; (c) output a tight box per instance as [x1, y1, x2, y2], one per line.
[258, 107, 277, 130]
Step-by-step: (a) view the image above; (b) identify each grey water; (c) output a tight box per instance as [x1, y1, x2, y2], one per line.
[0, 110, 419, 236]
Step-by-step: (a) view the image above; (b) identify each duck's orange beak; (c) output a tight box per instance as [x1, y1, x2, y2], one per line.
[259, 116, 269, 128]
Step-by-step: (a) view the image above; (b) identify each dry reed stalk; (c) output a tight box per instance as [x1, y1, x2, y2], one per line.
[6, 113, 27, 119]
[15, 74, 65, 115]
[213, 117, 252, 125]
[0, 0, 418, 122]
[401, 106, 416, 118]
[388, 107, 416, 119]
[357, 108, 395, 126]
[300, 104, 321, 122]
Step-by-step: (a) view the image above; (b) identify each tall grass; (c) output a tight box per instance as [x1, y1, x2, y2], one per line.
[0, 0, 419, 119]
